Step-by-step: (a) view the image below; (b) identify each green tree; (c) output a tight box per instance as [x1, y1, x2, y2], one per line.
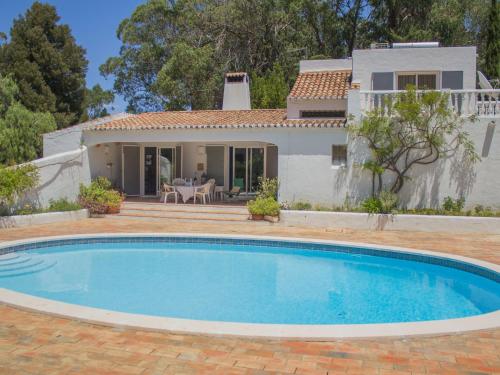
[0, 2, 88, 128]
[154, 43, 221, 110]
[83, 84, 115, 120]
[0, 75, 56, 165]
[350, 88, 478, 194]
[483, 0, 500, 80]
[251, 64, 289, 109]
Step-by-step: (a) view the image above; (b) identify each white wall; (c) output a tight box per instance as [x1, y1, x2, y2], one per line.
[22, 147, 91, 208]
[352, 46, 476, 90]
[87, 144, 122, 189]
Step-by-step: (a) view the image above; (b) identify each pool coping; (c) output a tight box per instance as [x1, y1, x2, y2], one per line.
[0, 232, 499, 340]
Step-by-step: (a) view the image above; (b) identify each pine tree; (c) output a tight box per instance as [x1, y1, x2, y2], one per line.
[0, 2, 88, 128]
[484, 0, 500, 80]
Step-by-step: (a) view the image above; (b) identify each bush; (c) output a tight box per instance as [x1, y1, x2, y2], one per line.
[443, 196, 465, 212]
[379, 191, 398, 214]
[0, 164, 39, 212]
[361, 197, 382, 214]
[247, 197, 280, 217]
[256, 177, 279, 199]
[93, 176, 113, 190]
[291, 201, 312, 210]
[79, 177, 122, 215]
[47, 198, 82, 212]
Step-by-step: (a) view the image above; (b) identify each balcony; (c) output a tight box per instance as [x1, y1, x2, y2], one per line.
[359, 89, 500, 117]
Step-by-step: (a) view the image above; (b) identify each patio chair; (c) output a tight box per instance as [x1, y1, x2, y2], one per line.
[160, 183, 179, 204]
[208, 179, 216, 202]
[194, 182, 211, 204]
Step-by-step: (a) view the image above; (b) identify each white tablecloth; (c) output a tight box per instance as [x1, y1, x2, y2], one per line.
[175, 186, 196, 203]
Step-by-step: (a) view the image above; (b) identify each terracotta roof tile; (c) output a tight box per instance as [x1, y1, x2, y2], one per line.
[289, 70, 351, 99]
[86, 109, 345, 131]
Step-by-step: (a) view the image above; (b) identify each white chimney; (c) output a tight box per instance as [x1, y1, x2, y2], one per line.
[222, 72, 251, 110]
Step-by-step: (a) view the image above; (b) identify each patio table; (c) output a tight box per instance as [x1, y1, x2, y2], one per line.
[175, 186, 197, 203]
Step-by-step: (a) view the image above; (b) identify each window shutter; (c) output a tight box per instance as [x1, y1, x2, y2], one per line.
[372, 73, 394, 90]
[442, 71, 463, 90]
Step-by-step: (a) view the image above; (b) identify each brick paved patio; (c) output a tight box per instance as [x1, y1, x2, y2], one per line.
[0, 218, 499, 374]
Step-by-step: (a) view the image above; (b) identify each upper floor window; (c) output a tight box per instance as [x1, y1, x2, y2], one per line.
[397, 73, 437, 90]
[301, 110, 346, 118]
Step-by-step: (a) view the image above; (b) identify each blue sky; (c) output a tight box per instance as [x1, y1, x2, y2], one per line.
[0, 0, 144, 113]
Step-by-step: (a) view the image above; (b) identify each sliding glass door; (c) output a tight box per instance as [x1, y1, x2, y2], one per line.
[233, 147, 264, 193]
[159, 148, 175, 186]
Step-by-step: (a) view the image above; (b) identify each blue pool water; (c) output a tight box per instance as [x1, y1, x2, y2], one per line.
[0, 238, 499, 325]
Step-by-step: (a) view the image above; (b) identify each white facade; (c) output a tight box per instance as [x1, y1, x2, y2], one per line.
[36, 44, 499, 210]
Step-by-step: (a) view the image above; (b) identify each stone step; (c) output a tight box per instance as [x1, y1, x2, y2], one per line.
[108, 213, 271, 226]
[122, 201, 248, 214]
[120, 208, 249, 220]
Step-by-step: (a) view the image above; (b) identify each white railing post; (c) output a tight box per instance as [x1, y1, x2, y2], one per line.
[359, 89, 500, 118]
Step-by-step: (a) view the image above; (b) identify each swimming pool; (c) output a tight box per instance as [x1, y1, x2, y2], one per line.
[0, 234, 499, 338]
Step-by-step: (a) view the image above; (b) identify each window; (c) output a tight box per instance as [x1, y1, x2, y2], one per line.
[397, 73, 437, 90]
[332, 145, 347, 166]
[226, 75, 245, 83]
[300, 110, 346, 118]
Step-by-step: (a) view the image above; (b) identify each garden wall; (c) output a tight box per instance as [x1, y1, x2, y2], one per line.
[0, 209, 89, 229]
[22, 147, 91, 208]
[280, 210, 500, 234]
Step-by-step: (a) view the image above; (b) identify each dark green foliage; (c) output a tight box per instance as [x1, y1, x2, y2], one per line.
[251, 65, 289, 109]
[443, 196, 465, 212]
[0, 74, 56, 164]
[83, 85, 115, 120]
[0, 2, 88, 128]
[102, 0, 492, 113]
[483, 0, 500, 79]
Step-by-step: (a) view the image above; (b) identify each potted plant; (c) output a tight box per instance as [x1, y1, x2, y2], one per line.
[79, 177, 123, 216]
[247, 197, 280, 222]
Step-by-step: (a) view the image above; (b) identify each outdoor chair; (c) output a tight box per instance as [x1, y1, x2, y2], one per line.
[160, 183, 179, 204]
[194, 182, 211, 204]
[208, 178, 216, 202]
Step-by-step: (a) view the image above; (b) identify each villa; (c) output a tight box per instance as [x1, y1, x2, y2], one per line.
[37, 42, 499, 209]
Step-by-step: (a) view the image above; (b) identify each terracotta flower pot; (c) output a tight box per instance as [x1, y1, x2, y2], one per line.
[107, 205, 121, 214]
[251, 214, 264, 220]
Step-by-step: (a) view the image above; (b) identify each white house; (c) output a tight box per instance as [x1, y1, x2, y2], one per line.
[36, 43, 499, 209]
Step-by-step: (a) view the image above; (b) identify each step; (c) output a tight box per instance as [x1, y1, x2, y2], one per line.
[0, 258, 43, 273]
[119, 208, 249, 220]
[108, 213, 272, 226]
[0, 254, 31, 266]
[0, 260, 57, 278]
[122, 202, 248, 214]
[115, 211, 249, 222]
[0, 253, 20, 262]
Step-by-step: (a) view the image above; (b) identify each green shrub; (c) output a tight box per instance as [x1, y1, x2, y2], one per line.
[443, 196, 465, 212]
[93, 176, 113, 190]
[14, 203, 40, 216]
[247, 197, 280, 217]
[47, 198, 82, 212]
[79, 178, 122, 215]
[0, 164, 39, 212]
[256, 177, 279, 199]
[313, 204, 332, 211]
[379, 191, 398, 213]
[291, 201, 312, 211]
[361, 197, 382, 214]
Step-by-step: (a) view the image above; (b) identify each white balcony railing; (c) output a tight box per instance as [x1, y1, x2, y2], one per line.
[359, 89, 500, 117]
